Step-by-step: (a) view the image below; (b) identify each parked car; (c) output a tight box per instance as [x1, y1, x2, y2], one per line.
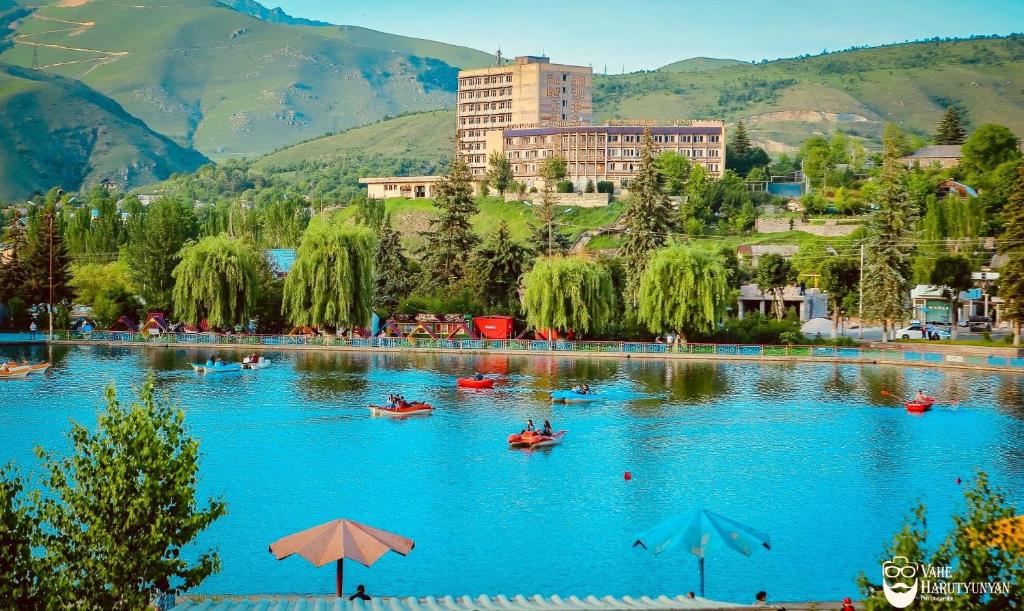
[895, 323, 950, 340]
[966, 316, 992, 332]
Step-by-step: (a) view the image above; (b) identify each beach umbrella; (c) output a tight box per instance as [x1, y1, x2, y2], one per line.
[633, 508, 770, 597]
[269, 518, 415, 597]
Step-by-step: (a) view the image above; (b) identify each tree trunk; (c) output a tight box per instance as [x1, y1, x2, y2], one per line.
[880, 320, 888, 343]
[831, 303, 839, 340]
[775, 289, 785, 320]
[1015, 320, 1021, 347]
[950, 298, 958, 340]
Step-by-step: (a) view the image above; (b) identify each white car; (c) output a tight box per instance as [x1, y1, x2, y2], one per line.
[895, 323, 950, 340]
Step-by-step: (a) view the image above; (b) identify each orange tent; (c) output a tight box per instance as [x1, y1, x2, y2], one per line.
[269, 518, 414, 597]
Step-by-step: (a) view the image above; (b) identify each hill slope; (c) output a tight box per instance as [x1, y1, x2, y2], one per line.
[598, 36, 1024, 151]
[0, 63, 208, 200]
[658, 57, 745, 72]
[0, 0, 492, 158]
[218, 0, 331, 26]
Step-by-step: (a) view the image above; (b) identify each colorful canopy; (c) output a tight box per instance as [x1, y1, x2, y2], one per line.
[270, 518, 414, 568]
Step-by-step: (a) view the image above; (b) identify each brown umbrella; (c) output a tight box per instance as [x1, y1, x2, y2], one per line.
[269, 519, 415, 597]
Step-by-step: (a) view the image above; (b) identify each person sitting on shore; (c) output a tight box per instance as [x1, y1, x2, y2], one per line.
[541, 420, 554, 436]
[522, 419, 535, 434]
[349, 584, 371, 601]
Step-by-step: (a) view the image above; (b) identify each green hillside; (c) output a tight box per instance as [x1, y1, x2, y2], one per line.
[658, 57, 745, 72]
[0, 0, 492, 158]
[597, 36, 1024, 151]
[219, 0, 331, 26]
[255, 109, 455, 170]
[0, 62, 208, 200]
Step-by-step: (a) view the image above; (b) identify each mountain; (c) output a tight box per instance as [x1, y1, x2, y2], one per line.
[0, 63, 208, 200]
[0, 0, 492, 159]
[658, 57, 745, 72]
[218, 0, 331, 26]
[598, 36, 1024, 151]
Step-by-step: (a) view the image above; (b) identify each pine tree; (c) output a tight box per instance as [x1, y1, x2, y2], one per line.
[419, 158, 479, 288]
[472, 221, 531, 313]
[731, 119, 752, 158]
[0, 213, 27, 305]
[862, 131, 919, 340]
[934, 107, 967, 145]
[372, 216, 411, 315]
[620, 128, 676, 306]
[21, 201, 72, 308]
[999, 165, 1024, 346]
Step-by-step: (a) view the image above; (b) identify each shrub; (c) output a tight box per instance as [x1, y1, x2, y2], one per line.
[597, 181, 614, 194]
[556, 180, 574, 193]
[584, 179, 595, 193]
[706, 313, 804, 344]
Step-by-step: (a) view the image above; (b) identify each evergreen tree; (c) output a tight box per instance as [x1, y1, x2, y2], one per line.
[419, 158, 479, 288]
[620, 128, 676, 306]
[0, 213, 27, 305]
[533, 155, 569, 256]
[125, 197, 197, 315]
[372, 216, 411, 315]
[472, 221, 531, 313]
[862, 131, 919, 340]
[998, 165, 1024, 346]
[934, 107, 967, 145]
[22, 201, 72, 309]
[731, 120, 752, 158]
[486, 151, 513, 196]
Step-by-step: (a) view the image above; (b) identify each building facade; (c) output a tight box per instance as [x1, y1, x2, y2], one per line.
[501, 122, 726, 189]
[457, 55, 593, 177]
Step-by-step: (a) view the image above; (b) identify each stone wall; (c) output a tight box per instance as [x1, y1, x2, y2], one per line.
[505, 192, 611, 208]
[756, 217, 862, 236]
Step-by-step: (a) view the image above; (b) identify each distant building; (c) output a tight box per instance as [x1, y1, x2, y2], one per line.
[737, 284, 829, 322]
[359, 176, 484, 199]
[457, 55, 593, 177]
[736, 244, 801, 267]
[899, 145, 963, 169]
[910, 284, 1003, 326]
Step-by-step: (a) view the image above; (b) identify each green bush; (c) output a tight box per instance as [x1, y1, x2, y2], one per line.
[705, 314, 804, 344]
[597, 181, 614, 194]
[584, 179, 595, 193]
[556, 180, 574, 193]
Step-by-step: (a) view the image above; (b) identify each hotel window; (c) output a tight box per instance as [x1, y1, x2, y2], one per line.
[695, 149, 704, 157]
[608, 135, 619, 142]
[609, 162, 616, 170]
[683, 149, 691, 157]
[694, 135, 705, 143]
[709, 149, 719, 157]
[680, 135, 691, 143]
[708, 135, 720, 143]
[609, 148, 620, 157]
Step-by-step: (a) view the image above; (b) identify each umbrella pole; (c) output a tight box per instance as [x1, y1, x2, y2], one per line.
[699, 556, 705, 598]
[336, 559, 343, 597]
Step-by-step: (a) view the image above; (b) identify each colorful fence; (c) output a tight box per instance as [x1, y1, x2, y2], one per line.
[0, 332, 46, 344]
[43, 330, 1024, 372]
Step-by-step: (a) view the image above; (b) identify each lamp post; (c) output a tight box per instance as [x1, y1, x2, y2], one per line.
[48, 210, 54, 339]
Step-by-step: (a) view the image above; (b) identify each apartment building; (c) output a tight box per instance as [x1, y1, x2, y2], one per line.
[500, 122, 726, 189]
[457, 55, 593, 177]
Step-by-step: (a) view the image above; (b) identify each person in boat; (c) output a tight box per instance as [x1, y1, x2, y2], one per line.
[205, 355, 215, 367]
[578, 384, 590, 395]
[474, 372, 484, 381]
[571, 384, 582, 393]
[242, 355, 251, 365]
[522, 419, 535, 434]
[914, 389, 929, 403]
[541, 420, 554, 436]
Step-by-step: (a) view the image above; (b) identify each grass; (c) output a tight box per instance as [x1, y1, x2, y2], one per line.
[893, 337, 1016, 349]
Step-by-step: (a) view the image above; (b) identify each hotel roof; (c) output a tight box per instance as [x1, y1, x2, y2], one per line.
[504, 125, 723, 137]
[171, 594, 751, 610]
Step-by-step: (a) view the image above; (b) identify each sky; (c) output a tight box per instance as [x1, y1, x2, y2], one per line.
[271, 0, 1024, 70]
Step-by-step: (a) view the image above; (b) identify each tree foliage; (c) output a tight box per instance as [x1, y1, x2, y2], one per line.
[418, 158, 478, 288]
[0, 465, 40, 607]
[620, 128, 676, 306]
[998, 165, 1024, 345]
[520, 255, 614, 336]
[372, 216, 411, 316]
[471, 221, 531, 313]
[486, 151, 513, 195]
[929, 254, 973, 338]
[283, 217, 375, 329]
[23, 377, 227, 609]
[0, 212, 27, 304]
[819, 256, 860, 338]
[934, 106, 967, 145]
[125, 197, 197, 315]
[22, 199, 73, 307]
[171, 234, 263, 328]
[637, 245, 729, 341]
[961, 124, 1022, 179]
[752, 253, 796, 319]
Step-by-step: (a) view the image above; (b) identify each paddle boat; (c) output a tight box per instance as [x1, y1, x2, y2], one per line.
[508, 430, 566, 448]
[368, 403, 434, 417]
[241, 359, 272, 370]
[0, 364, 30, 379]
[905, 396, 936, 413]
[550, 389, 598, 403]
[457, 377, 494, 389]
[191, 362, 242, 374]
[4, 361, 49, 374]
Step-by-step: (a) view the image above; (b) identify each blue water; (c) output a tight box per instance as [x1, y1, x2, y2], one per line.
[2, 344, 1024, 604]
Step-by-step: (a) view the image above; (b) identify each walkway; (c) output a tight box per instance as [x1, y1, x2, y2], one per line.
[0, 332, 46, 345]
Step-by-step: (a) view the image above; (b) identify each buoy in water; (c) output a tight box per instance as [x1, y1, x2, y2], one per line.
[955, 477, 962, 485]
[624, 471, 632, 481]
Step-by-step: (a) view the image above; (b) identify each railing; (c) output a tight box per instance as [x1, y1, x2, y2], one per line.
[44, 331, 1024, 371]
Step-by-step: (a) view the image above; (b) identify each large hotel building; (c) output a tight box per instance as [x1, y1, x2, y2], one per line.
[361, 54, 724, 198]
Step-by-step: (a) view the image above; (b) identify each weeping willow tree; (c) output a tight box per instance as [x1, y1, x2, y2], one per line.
[282, 218, 375, 330]
[637, 246, 729, 342]
[171, 234, 262, 328]
[520, 255, 614, 336]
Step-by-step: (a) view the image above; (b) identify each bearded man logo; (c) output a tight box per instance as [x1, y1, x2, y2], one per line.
[882, 556, 920, 608]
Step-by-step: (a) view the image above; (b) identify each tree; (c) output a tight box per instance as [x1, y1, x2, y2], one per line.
[68, 261, 135, 307]
[929, 255, 973, 339]
[471, 221, 531, 313]
[32, 377, 226, 609]
[0, 465, 41, 606]
[934, 107, 967, 145]
[353, 194, 386, 233]
[620, 128, 676, 307]
[419, 158, 479, 288]
[171, 235, 262, 329]
[22, 201, 72, 309]
[998, 165, 1024, 346]
[863, 131, 919, 339]
[283, 218, 375, 330]
[636, 245, 729, 342]
[534, 155, 569, 255]
[520, 255, 614, 336]
[961, 124, 1022, 178]
[820, 257, 860, 339]
[486, 151, 513, 195]
[125, 197, 197, 315]
[752, 253, 796, 319]
[0, 212, 27, 305]
[372, 216, 411, 316]
[730, 120, 751, 158]
[882, 123, 913, 158]
[657, 151, 691, 195]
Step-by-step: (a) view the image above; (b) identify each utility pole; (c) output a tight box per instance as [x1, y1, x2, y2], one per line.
[48, 211, 54, 339]
[858, 242, 864, 340]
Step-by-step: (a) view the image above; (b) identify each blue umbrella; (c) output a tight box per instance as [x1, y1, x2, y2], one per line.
[633, 508, 771, 597]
